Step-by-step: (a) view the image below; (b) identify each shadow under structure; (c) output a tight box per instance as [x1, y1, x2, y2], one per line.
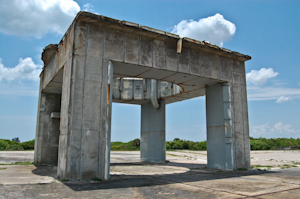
[34, 11, 252, 181]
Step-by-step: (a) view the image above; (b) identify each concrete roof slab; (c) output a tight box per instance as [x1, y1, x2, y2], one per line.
[182, 77, 223, 87]
[161, 73, 198, 84]
[113, 62, 150, 77]
[137, 68, 176, 80]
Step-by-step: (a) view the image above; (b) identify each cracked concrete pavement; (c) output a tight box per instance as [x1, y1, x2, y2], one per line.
[0, 150, 300, 198]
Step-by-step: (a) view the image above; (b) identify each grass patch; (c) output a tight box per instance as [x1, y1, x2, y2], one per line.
[165, 153, 179, 156]
[252, 165, 274, 168]
[280, 164, 294, 169]
[60, 179, 69, 182]
[292, 161, 300, 165]
[252, 165, 274, 170]
[51, 180, 57, 183]
[237, 168, 248, 171]
[13, 161, 33, 165]
[0, 167, 7, 170]
[0, 161, 33, 165]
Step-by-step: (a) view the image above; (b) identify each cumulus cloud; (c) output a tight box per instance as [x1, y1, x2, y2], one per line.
[0, 0, 80, 38]
[271, 122, 300, 136]
[0, 58, 42, 82]
[246, 67, 300, 102]
[276, 96, 291, 103]
[252, 123, 270, 136]
[83, 3, 94, 12]
[251, 122, 300, 138]
[172, 13, 236, 46]
[246, 68, 279, 86]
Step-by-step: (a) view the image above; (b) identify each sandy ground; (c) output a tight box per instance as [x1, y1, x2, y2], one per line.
[0, 150, 300, 198]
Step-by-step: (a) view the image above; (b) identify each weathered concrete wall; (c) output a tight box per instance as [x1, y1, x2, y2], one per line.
[41, 23, 75, 91]
[231, 61, 251, 169]
[141, 100, 166, 163]
[34, 72, 61, 165]
[57, 21, 110, 181]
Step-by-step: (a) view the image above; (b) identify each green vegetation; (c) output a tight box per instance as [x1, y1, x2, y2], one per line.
[250, 137, 300, 150]
[251, 164, 299, 170]
[0, 137, 299, 151]
[111, 139, 140, 151]
[0, 161, 33, 165]
[0, 167, 7, 170]
[166, 138, 207, 150]
[0, 139, 34, 151]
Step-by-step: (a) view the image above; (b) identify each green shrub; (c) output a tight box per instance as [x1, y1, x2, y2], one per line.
[166, 141, 173, 150]
[5, 144, 24, 151]
[194, 141, 207, 150]
[172, 141, 183, 149]
[0, 140, 8, 150]
[250, 137, 300, 150]
[165, 139, 207, 150]
[20, 139, 35, 150]
[110, 139, 140, 151]
[133, 139, 140, 147]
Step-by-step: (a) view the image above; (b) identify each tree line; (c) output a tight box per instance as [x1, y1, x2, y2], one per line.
[1, 137, 300, 151]
[0, 138, 35, 150]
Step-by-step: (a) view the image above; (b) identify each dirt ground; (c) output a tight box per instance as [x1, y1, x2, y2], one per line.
[0, 150, 299, 198]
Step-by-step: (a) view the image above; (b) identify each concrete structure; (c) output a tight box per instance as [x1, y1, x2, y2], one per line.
[34, 11, 251, 181]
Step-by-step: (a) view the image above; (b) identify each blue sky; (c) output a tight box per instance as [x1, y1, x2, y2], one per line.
[0, 0, 299, 142]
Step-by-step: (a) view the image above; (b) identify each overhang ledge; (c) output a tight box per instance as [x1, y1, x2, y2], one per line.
[68, 11, 251, 62]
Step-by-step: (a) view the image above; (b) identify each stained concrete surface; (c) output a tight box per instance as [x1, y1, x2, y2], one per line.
[0, 150, 300, 198]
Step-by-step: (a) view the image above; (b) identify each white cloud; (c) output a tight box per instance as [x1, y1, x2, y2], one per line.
[172, 13, 236, 46]
[251, 122, 300, 138]
[272, 122, 297, 134]
[0, 58, 42, 82]
[246, 68, 279, 86]
[0, 0, 80, 38]
[276, 96, 291, 103]
[246, 68, 300, 102]
[252, 123, 270, 136]
[247, 86, 300, 101]
[83, 3, 94, 12]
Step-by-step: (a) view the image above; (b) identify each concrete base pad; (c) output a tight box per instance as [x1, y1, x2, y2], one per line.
[0, 150, 300, 198]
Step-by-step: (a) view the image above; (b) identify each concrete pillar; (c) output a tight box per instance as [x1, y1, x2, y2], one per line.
[57, 54, 112, 181]
[34, 75, 61, 165]
[141, 99, 166, 163]
[206, 83, 251, 170]
[206, 83, 233, 170]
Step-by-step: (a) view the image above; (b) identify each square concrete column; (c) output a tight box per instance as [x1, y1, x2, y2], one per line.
[56, 21, 113, 181]
[34, 74, 61, 165]
[57, 58, 112, 181]
[206, 83, 250, 170]
[141, 99, 166, 163]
